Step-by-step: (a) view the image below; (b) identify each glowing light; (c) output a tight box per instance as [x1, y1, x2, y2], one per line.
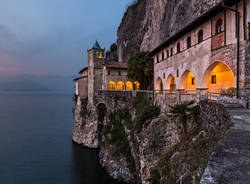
[207, 62, 235, 93]
[126, 81, 133, 90]
[108, 81, 116, 90]
[166, 75, 176, 92]
[117, 81, 124, 90]
[134, 81, 140, 90]
[156, 78, 163, 91]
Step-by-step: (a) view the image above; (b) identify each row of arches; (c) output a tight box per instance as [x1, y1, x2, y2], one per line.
[156, 62, 236, 93]
[108, 81, 140, 90]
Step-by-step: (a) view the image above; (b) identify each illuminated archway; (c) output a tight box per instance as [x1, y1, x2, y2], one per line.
[126, 81, 133, 90]
[107, 81, 116, 90]
[179, 71, 196, 92]
[166, 75, 176, 92]
[117, 81, 125, 90]
[134, 81, 140, 90]
[202, 62, 236, 93]
[156, 77, 163, 91]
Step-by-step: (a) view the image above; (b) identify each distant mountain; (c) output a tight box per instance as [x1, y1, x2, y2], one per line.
[0, 75, 75, 93]
[0, 80, 50, 92]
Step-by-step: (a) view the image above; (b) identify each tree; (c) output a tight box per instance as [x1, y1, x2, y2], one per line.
[128, 52, 153, 90]
[169, 100, 200, 134]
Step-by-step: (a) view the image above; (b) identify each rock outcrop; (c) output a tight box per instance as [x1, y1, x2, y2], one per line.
[72, 91, 234, 184]
[200, 103, 250, 184]
[117, 0, 221, 61]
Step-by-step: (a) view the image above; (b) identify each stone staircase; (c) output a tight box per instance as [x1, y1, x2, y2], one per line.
[200, 102, 250, 184]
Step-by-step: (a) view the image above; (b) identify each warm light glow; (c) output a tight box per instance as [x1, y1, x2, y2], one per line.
[156, 78, 163, 91]
[117, 81, 124, 90]
[97, 52, 103, 59]
[166, 75, 176, 92]
[184, 72, 196, 91]
[207, 62, 235, 93]
[134, 81, 140, 90]
[107, 81, 116, 90]
[126, 81, 133, 90]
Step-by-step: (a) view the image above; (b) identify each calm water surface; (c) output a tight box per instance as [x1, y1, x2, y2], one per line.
[0, 93, 118, 184]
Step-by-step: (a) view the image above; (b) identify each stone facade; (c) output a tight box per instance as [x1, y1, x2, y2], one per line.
[151, 0, 250, 98]
[74, 41, 140, 104]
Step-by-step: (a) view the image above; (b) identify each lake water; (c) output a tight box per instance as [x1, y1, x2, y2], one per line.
[0, 93, 118, 184]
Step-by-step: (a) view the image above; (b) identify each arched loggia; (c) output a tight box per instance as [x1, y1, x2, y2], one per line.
[156, 77, 163, 92]
[179, 70, 197, 93]
[202, 62, 236, 93]
[166, 74, 176, 93]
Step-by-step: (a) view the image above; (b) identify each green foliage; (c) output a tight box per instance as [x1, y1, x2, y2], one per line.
[147, 168, 160, 184]
[103, 108, 136, 173]
[169, 100, 200, 134]
[135, 105, 160, 133]
[128, 52, 154, 90]
[220, 87, 236, 97]
[110, 43, 117, 52]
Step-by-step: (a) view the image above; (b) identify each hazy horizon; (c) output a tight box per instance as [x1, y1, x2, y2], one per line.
[0, 0, 132, 91]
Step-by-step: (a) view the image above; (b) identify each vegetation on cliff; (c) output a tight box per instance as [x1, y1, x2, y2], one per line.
[128, 52, 154, 90]
[102, 93, 160, 177]
[95, 92, 231, 184]
[147, 100, 232, 184]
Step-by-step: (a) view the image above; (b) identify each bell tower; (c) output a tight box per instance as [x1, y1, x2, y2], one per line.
[87, 41, 105, 105]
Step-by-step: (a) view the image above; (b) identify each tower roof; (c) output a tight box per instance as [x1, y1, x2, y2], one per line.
[92, 40, 102, 50]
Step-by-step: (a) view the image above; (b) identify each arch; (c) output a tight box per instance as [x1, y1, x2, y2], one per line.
[126, 81, 133, 90]
[156, 77, 163, 92]
[216, 18, 223, 34]
[117, 81, 125, 90]
[134, 81, 140, 90]
[179, 70, 197, 92]
[107, 81, 116, 90]
[166, 74, 176, 92]
[202, 61, 236, 93]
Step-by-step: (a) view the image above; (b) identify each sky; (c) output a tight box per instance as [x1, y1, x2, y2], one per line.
[0, 0, 132, 85]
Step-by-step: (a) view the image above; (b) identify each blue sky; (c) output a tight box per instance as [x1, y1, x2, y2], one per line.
[0, 0, 132, 79]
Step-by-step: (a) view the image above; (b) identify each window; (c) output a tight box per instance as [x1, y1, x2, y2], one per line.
[118, 70, 121, 76]
[177, 42, 180, 53]
[177, 69, 179, 77]
[187, 36, 191, 48]
[211, 75, 216, 84]
[198, 30, 203, 43]
[163, 73, 165, 79]
[191, 78, 195, 85]
[216, 19, 223, 34]
[162, 51, 165, 60]
[171, 48, 173, 56]
[108, 70, 110, 75]
[167, 50, 169, 58]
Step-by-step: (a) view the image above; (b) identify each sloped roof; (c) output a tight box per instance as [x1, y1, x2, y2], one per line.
[79, 67, 88, 74]
[92, 40, 102, 50]
[105, 61, 128, 69]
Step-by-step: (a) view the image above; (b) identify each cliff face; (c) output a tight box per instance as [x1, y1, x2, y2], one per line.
[72, 91, 232, 184]
[117, 0, 221, 61]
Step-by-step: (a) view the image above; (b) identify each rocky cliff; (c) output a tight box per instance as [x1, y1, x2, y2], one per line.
[117, 0, 221, 61]
[72, 91, 233, 184]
